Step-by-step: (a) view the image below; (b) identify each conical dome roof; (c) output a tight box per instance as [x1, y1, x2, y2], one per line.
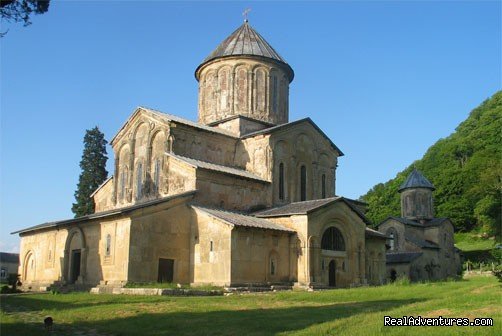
[195, 21, 294, 81]
[398, 169, 435, 192]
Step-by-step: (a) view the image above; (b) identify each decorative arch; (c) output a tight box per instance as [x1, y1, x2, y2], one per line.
[217, 66, 231, 112]
[63, 227, 87, 284]
[117, 144, 131, 202]
[234, 65, 249, 112]
[254, 67, 267, 113]
[23, 250, 36, 282]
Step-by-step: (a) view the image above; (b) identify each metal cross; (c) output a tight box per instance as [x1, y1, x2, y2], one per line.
[242, 8, 251, 22]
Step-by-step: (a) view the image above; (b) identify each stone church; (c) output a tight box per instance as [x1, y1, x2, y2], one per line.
[377, 169, 462, 281]
[14, 20, 389, 290]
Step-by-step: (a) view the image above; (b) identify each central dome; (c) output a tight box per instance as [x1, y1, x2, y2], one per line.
[195, 21, 294, 126]
[196, 21, 294, 81]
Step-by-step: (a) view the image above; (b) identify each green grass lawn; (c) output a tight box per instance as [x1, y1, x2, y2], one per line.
[455, 232, 496, 252]
[455, 232, 499, 265]
[1, 275, 501, 336]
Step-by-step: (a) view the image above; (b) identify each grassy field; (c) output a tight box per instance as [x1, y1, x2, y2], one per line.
[1, 275, 500, 336]
[455, 233, 496, 252]
[455, 232, 499, 265]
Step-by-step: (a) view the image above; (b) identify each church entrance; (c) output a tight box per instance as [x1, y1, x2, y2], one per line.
[70, 249, 81, 284]
[328, 260, 336, 287]
[158, 258, 174, 283]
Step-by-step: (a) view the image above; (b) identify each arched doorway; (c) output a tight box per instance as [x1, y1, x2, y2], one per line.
[23, 252, 35, 282]
[64, 228, 86, 284]
[328, 260, 336, 287]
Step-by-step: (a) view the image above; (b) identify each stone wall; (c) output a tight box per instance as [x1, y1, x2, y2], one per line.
[127, 202, 192, 284]
[230, 227, 292, 285]
[191, 209, 232, 286]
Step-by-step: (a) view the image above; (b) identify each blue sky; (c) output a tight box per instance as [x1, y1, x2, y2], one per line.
[1, 1, 500, 252]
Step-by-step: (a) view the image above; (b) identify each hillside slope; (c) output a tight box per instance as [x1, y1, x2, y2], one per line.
[360, 91, 501, 237]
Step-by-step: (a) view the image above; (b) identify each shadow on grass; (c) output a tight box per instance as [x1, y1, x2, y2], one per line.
[0, 293, 170, 313]
[1, 298, 423, 336]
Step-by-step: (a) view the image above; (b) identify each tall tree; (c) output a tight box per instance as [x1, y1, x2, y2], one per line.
[72, 127, 108, 217]
[1, 0, 50, 36]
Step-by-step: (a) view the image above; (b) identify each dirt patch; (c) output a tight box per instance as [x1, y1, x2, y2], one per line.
[423, 309, 452, 317]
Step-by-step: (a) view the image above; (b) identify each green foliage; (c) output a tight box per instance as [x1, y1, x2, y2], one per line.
[361, 91, 502, 237]
[0, 0, 50, 36]
[72, 127, 108, 217]
[492, 264, 502, 282]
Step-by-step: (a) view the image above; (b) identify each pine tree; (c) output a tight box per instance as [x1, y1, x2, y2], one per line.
[72, 126, 108, 217]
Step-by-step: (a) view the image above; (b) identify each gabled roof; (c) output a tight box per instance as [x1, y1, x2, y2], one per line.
[365, 227, 388, 239]
[399, 169, 435, 192]
[90, 176, 113, 198]
[0, 252, 19, 264]
[241, 118, 344, 156]
[193, 206, 295, 233]
[196, 21, 294, 81]
[386, 252, 423, 264]
[377, 216, 448, 228]
[12, 191, 196, 235]
[254, 197, 340, 217]
[254, 196, 372, 225]
[111, 107, 238, 145]
[165, 152, 269, 183]
[404, 234, 440, 249]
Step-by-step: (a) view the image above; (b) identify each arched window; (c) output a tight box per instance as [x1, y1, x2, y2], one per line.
[270, 258, 276, 275]
[387, 228, 397, 251]
[300, 165, 307, 201]
[120, 166, 128, 201]
[153, 159, 161, 193]
[279, 162, 285, 200]
[272, 75, 278, 112]
[136, 162, 143, 199]
[105, 234, 111, 256]
[321, 227, 345, 251]
[321, 174, 326, 198]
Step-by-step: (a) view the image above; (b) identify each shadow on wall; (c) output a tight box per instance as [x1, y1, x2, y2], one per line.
[1, 298, 423, 336]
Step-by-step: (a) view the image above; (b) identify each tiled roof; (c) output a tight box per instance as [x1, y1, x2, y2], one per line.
[399, 169, 435, 192]
[196, 21, 293, 81]
[111, 107, 238, 145]
[165, 152, 269, 183]
[12, 191, 196, 235]
[365, 227, 388, 239]
[241, 118, 344, 156]
[193, 206, 295, 233]
[254, 197, 372, 225]
[405, 234, 440, 249]
[378, 216, 447, 228]
[386, 252, 423, 264]
[0, 252, 19, 264]
[254, 197, 341, 217]
[141, 107, 238, 138]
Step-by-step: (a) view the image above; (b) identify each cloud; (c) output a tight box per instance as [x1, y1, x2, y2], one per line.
[0, 240, 20, 253]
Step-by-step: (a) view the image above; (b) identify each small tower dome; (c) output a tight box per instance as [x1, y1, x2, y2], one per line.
[195, 21, 294, 126]
[399, 169, 435, 220]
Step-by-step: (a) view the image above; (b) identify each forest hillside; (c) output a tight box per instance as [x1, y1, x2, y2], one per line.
[360, 91, 501, 238]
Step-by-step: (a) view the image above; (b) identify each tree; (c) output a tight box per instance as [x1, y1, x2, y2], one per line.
[1, 0, 50, 36]
[72, 127, 108, 217]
